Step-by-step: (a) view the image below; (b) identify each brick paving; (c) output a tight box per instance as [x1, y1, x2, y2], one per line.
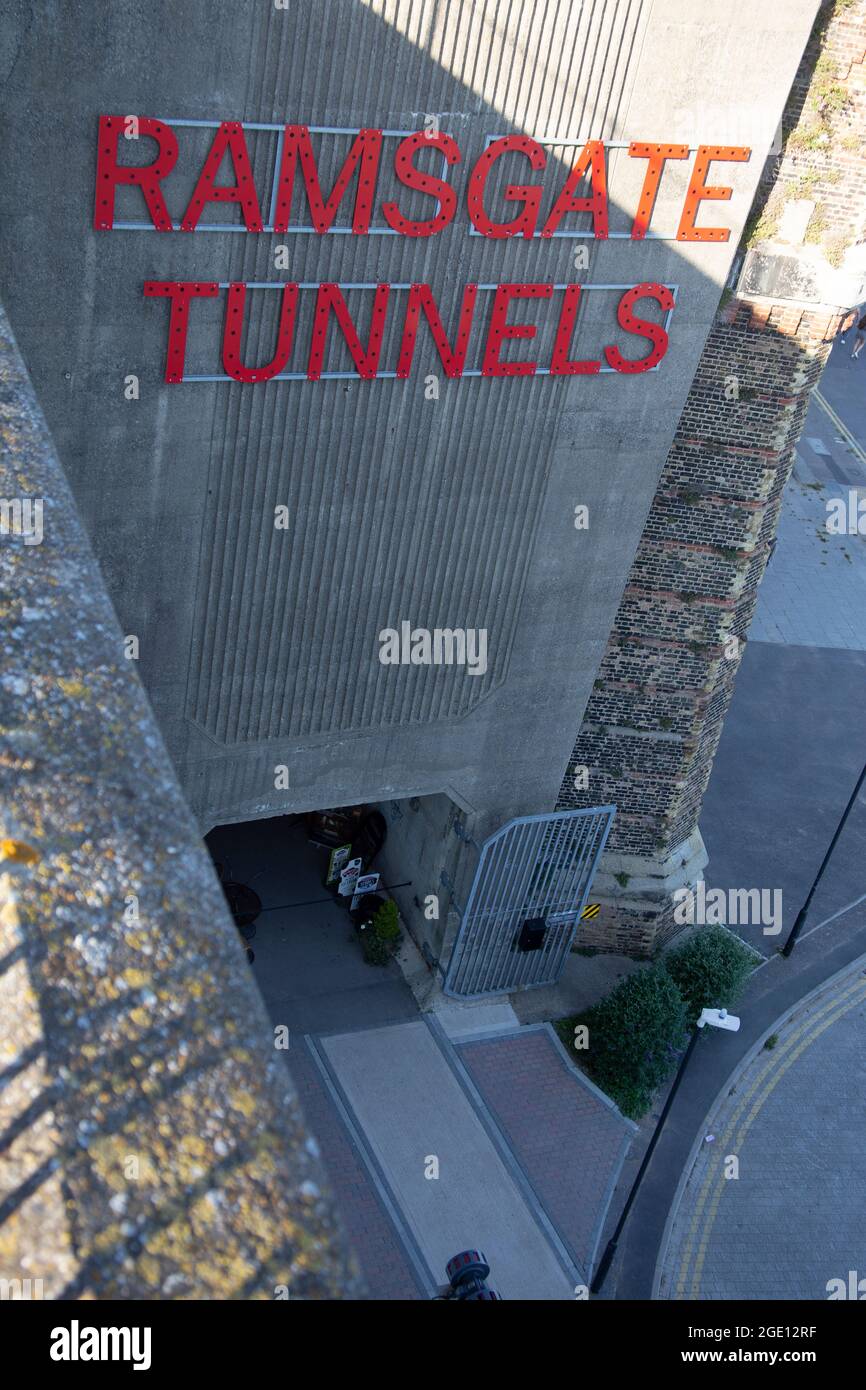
[284, 1022, 635, 1297]
[657, 965, 866, 1301]
[456, 1025, 635, 1278]
[285, 1044, 423, 1300]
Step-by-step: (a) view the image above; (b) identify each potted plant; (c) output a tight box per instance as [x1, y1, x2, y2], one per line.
[358, 898, 402, 966]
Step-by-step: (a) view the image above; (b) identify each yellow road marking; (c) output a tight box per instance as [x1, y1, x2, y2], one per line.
[673, 975, 866, 1298]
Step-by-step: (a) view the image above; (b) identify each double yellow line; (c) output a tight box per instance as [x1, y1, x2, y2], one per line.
[671, 972, 866, 1299]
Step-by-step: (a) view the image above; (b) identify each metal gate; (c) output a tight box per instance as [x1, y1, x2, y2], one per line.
[443, 807, 615, 998]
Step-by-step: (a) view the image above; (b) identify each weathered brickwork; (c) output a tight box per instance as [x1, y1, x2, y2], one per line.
[558, 1, 866, 957]
[763, 0, 866, 256]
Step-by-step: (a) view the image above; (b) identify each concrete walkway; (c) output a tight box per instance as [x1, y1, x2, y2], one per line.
[303, 1017, 634, 1299]
[656, 959, 866, 1301]
[316, 1020, 577, 1299]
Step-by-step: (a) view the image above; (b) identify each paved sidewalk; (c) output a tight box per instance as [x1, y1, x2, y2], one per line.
[657, 962, 866, 1301]
[317, 1020, 579, 1299]
[601, 908, 866, 1300]
[747, 333, 866, 652]
[292, 1017, 634, 1300]
[457, 1025, 635, 1278]
[749, 461, 866, 649]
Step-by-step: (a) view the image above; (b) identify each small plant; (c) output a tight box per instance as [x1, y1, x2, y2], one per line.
[764, 1034, 779, 1050]
[359, 898, 402, 966]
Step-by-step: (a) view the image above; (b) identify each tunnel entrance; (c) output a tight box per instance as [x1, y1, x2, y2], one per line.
[204, 807, 418, 1035]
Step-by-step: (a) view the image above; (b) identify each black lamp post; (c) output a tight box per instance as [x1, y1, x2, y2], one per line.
[780, 761, 866, 958]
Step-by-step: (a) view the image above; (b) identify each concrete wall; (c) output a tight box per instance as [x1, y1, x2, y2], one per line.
[372, 793, 469, 969]
[0, 0, 819, 840]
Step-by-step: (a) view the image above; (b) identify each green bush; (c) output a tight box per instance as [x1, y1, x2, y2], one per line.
[372, 898, 400, 941]
[664, 927, 755, 1026]
[360, 898, 402, 966]
[576, 966, 688, 1119]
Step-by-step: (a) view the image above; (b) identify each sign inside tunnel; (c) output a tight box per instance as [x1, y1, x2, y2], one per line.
[94, 116, 750, 384]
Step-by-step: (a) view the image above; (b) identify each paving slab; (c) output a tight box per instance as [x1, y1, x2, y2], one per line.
[319, 1019, 579, 1299]
[455, 1024, 636, 1277]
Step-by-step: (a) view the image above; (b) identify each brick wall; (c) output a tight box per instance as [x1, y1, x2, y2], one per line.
[558, 0, 866, 956]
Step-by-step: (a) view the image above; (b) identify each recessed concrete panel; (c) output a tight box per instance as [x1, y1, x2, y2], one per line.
[0, 0, 820, 829]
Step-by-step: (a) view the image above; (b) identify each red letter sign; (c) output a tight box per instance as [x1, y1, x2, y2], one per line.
[541, 141, 608, 239]
[273, 126, 383, 234]
[628, 142, 689, 239]
[144, 281, 220, 382]
[396, 283, 478, 377]
[468, 136, 547, 239]
[382, 131, 461, 237]
[222, 283, 299, 382]
[181, 122, 263, 232]
[677, 145, 750, 242]
[550, 286, 600, 375]
[604, 283, 674, 373]
[482, 284, 552, 376]
[94, 115, 178, 231]
[307, 284, 390, 379]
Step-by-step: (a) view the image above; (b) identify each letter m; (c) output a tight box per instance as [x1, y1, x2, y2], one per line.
[273, 126, 383, 234]
[729, 888, 760, 924]
[438, 629, 466, 666]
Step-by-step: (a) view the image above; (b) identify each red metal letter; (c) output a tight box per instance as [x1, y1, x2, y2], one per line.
[94, 115, 178, 231]
[181, 122, 263, 232]
[222, 283, 299, 382]
[541, 141, 608, 239]
[627, 142, 689, 239]
[676, 145, 750, 242]
[482, 284, 552, 377]
[396, 283, 478, 378]
[143, 281, 220, 383]
[307, 284, 390, 379]
[273, 127, 383, 234]
[382, 131, 461, 237]
[550, 286, 600, 375]
[604, 283, 674, 374]
[467, 136, 546, 239]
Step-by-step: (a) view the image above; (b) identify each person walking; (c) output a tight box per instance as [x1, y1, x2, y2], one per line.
[851, 311, 866, 358]
[838, 307, 857, 344]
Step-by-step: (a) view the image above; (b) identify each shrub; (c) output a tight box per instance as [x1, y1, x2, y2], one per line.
[360, 898, 402, 966]
[372, 898, 400, 941]
[575, 966, 689, 1119]
[664, 926, 755, 1025]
